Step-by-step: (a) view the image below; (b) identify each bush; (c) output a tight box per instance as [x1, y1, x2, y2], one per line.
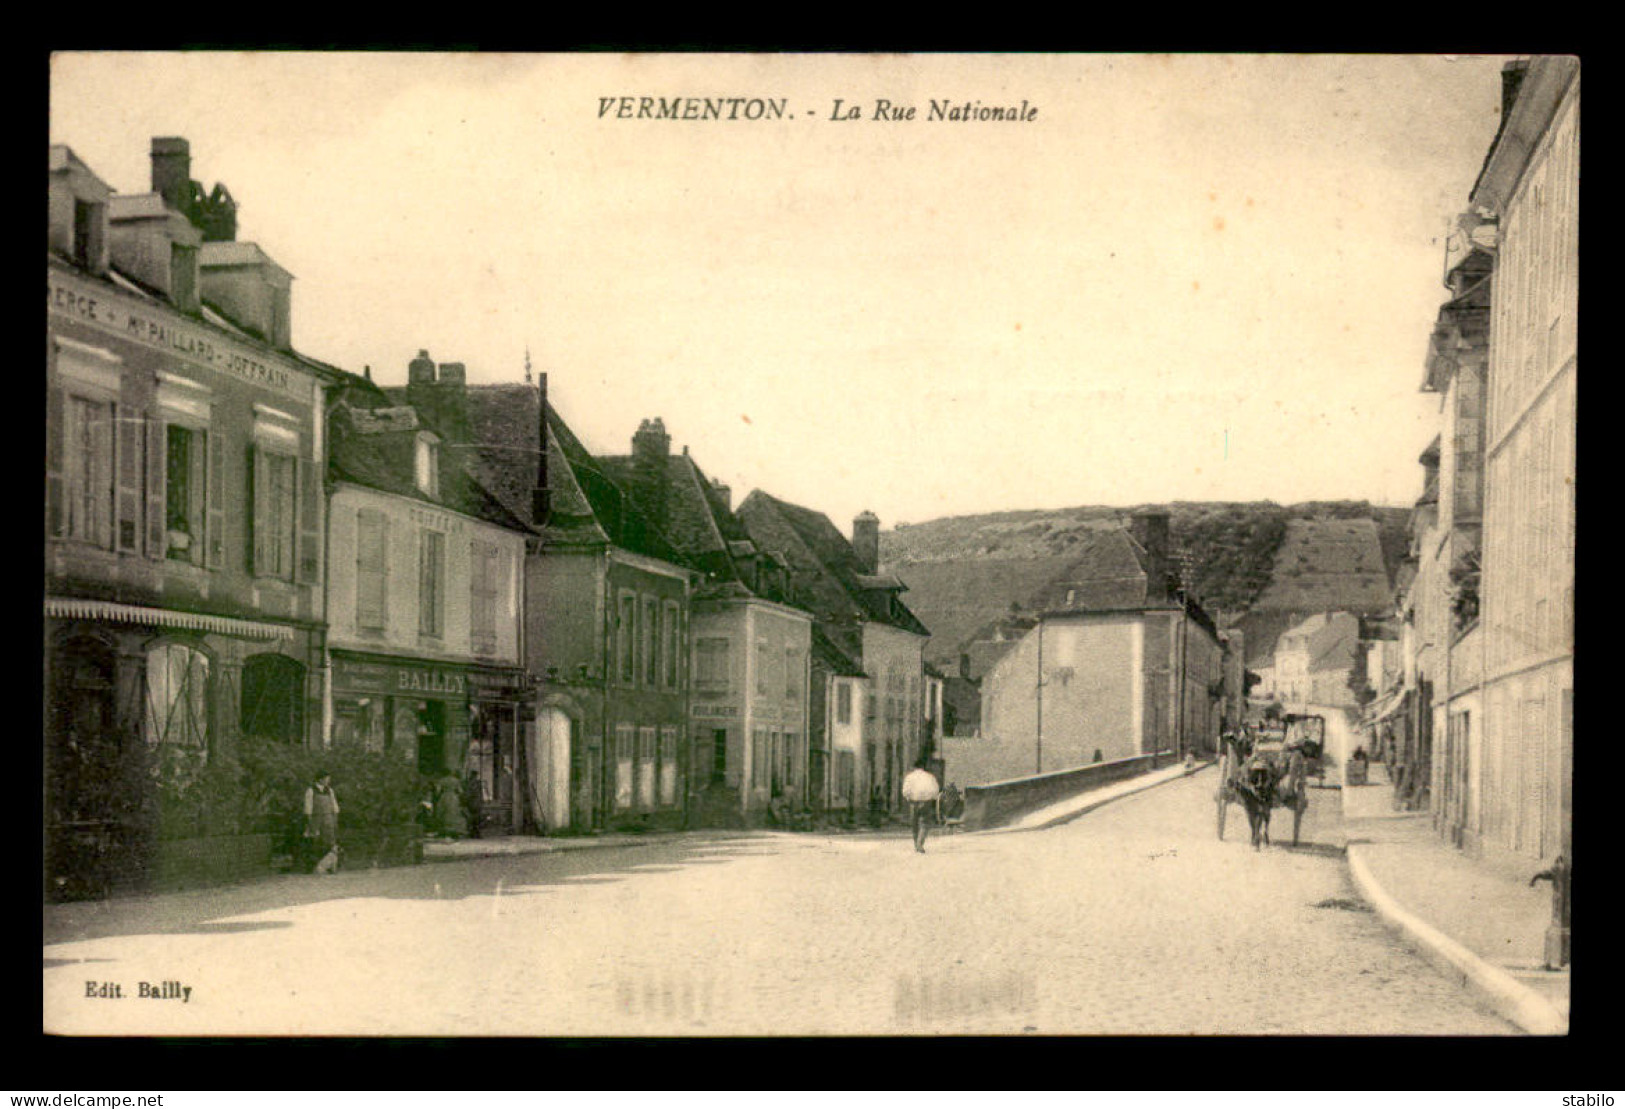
[238, 742, 427, 844]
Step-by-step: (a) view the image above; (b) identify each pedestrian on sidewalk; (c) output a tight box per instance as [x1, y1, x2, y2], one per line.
[901, 762, 941, 854]
[303, 770, 341, 874]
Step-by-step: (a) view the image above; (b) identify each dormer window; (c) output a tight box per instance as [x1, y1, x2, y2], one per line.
[415, 433, 440, 498]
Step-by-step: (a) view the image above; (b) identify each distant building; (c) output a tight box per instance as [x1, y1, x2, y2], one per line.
[599, 421, 813, 827]
[970, 513, 1225, 784]
[736, 495, 931, 813]
[1270, 612, 1362, 712]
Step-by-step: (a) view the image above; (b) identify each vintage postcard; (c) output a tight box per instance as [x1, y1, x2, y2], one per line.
[43, 52, 1574, 1037]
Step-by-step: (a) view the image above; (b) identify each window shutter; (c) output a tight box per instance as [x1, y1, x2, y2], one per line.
[250, 445, 269, 576]
[45, 388, 65, 537]
[114, 405, 143, 553]
[295, 455, 319, 584]
[145, 414, 166, 558]
[206, 431, 225, 569]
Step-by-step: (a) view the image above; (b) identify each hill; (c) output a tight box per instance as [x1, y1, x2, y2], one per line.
[881, 501, 1410, 668]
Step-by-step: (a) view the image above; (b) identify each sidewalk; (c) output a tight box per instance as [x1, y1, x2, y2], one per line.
[979, 758, 1214, 834]
[1341, 775, 1569, 1034]
[422, 827, 767, 862]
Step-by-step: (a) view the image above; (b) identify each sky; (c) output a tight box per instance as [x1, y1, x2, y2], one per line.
[49, 52, 1516, 533]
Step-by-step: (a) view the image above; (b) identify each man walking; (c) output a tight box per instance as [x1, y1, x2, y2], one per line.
[901, 762, 941, 854]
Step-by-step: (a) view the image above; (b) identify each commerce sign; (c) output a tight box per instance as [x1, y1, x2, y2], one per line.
[48, 270, 311, 401]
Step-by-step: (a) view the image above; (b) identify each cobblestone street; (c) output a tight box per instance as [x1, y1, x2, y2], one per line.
[44, 771, 1517, 1036]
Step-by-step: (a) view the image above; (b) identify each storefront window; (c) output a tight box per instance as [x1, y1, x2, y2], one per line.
[614, 724, 635, 810]
[143, 641, 209, 749]
[659, 726, 678, 805]
[637, 726, 656, 808]
[241, 653, 305, 743]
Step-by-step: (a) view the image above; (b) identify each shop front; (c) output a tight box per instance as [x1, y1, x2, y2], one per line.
[329, 651, 530, 835]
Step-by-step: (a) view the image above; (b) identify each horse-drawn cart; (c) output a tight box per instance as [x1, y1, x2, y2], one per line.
[1216, 727, 1311, 849]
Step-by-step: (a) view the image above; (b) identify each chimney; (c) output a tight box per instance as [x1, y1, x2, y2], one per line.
[710, 478, 732, 513]
[1131, 511, 1171, 604]
[437, 362, 466, 387]
[408, 350, 437, 386]
[632, 417, 672, 530]
[853, 510, 880, 573]
[532, 373, 551, 526]
[150, 137, 192, 213]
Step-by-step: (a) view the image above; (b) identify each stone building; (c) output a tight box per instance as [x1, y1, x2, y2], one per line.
[410, 374, 696, 833]
[970, 514, 1225, 785]
[324, 370, 532, 834]
[736, 496, 931, 813]
[598, 420, 814, 827]
[1447, 57, 1577, 866]
[46, 138, 340, 895]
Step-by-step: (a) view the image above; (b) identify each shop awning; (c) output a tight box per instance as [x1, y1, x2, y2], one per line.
[1362, 688, 1407, 728]
[45, 597, 295, 641]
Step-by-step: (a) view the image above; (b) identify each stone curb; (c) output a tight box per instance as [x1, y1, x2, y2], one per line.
[976, 760, 1216, 836]
[1345, 842, 1567, 1035]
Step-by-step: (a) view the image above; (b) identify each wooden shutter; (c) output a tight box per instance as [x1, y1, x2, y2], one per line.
[114, 405, 143, 553]
[250, 445, 268, 576]
[145, 414, 166, 558]
[295, 455, 319, 584]
[45, 388, 64, 538]
[206, 431, 225, 569]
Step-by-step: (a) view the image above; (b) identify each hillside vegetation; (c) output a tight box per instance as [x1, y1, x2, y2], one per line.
[882, 501, 1410, 664]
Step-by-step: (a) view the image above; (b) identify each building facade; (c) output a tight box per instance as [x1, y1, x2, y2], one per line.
[46, 139, 335, 894]
[1462, 58, 1578, 866]
[324, 376, 532, 834]
[736, 496, 930, 814]
[970, 515, 1225, 785]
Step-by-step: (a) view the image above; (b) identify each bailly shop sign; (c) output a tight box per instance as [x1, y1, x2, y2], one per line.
[333, 656, 468, 698]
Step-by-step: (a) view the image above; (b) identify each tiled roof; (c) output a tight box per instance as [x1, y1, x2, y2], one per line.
[439, 384, 685, 563]
[811, 623, 866, 678]
[327, 381, 530, 532]
[1033, 529, 1153, 611]
[736, 491, 931, 655]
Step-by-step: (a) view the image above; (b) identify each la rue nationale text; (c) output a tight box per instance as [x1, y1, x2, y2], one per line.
[596, 97, 1038, 123]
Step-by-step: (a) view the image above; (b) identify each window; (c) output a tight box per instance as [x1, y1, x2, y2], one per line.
[72, 198, 104, 269]
[356, 510, 388, 633]
[659, 726, 679, 805]
[419, 529, 445, 637]
[143, 642, 209, 749]
[470, 540, 500, 654]
[696, 638, 729, 691]
[414, 434, 439, 497]
[836, 681, 852, 725]
[757, 641, 770, 695]
[614, 723, 635, 810]
[252, 448, 297, 579]
[752, 728, 769, 789]
[240, 654, 305, 743]
[618, 593, 637, 684]
[170, 243, 197, 311]
[644, 597, 660, 686]
[664, 602, 680, 688]
[711, 727, 728, 784]
[165, 424, 207, 564]
[786, 646, 801, 700]
[637, 725, 657, 807]
[62, 396, 113, 547]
